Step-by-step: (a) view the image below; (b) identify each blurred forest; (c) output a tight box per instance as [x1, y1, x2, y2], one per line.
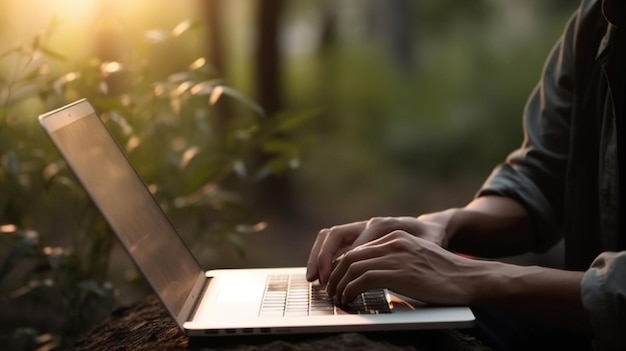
[0, 0, 579, 344]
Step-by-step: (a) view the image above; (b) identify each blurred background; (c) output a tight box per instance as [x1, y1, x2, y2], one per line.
[0, 0, 578, 348]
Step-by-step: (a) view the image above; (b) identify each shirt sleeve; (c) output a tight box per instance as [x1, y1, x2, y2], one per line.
[581, 251, 626, 350]
[477, 8, 581, 252]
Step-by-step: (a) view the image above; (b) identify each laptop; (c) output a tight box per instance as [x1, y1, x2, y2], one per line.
[38, 99, 474, 337]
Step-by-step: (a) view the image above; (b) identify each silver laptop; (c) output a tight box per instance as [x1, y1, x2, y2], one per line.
[39, 99, 474, 337]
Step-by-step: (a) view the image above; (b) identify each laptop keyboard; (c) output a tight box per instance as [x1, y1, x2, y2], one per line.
[259, 274, 392, 317]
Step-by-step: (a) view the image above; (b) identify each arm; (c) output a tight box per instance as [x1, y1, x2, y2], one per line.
[471, 259, 590, 333]
[326, 231, 592, 334]
[416, 197, 590, 332]
[419, 195, 533, 258]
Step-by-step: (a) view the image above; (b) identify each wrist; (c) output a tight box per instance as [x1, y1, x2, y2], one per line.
[416, 208, 462, 248]
[465, 259, 510, 304]
[441, 208, 463, 247]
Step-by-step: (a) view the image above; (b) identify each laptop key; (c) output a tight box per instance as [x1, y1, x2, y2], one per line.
[259, 274, 392, 317]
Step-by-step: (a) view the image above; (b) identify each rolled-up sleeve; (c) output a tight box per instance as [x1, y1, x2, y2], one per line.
[477, 9, 581, 252]
[582, 251, 626, 350]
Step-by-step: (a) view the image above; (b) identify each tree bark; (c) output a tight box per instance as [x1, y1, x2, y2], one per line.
[253, 0, 294, 215]
[366, 0, 414, 72]
[256, 0, 284, 116]
[199, 0, 232, 131]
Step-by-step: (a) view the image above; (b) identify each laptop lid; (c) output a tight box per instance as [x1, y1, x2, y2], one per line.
[38, 99, 207, 328]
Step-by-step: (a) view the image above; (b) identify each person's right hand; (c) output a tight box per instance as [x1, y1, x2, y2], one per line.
[305, 210, 458, 285]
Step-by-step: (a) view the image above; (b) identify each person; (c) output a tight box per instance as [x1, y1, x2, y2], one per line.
[305, 0, 625, 350]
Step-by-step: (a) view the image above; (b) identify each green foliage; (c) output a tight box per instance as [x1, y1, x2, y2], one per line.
[0, 19, 310, 348]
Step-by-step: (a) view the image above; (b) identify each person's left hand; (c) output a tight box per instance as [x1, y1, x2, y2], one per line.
[307, 215, 453, 286]
[326, 230, 478, 306]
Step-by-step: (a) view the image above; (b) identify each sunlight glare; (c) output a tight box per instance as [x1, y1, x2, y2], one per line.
[172, 20, 193, 37]
[153, 83, 166, 97]
[209, 86, 224, 105]
[41, 0, 101, 20]
[189, 57, 206, 71]
[43, 246, 64, 256]
[0, 224, 17, 234]
[100, 61, 122, 75]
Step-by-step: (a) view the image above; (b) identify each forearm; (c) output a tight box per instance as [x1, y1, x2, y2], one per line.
[467, 259, 591, 334]
[432, 195, 535, 257]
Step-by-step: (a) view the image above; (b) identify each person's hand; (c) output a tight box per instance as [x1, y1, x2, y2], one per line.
[326, 230, 476, 306]
[306, 211, 457, 285]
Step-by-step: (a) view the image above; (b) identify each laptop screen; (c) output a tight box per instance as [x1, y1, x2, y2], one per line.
[42, 102, 203, 317]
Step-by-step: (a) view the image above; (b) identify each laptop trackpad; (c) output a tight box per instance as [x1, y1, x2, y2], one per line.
[216, 282, 260, 302]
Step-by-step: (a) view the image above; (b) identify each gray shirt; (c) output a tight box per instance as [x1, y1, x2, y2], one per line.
[582, 252, 626, 350]
[477, 0, 625, 348]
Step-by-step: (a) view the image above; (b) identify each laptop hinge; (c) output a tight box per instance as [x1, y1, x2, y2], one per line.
[176, 273, 212, 328]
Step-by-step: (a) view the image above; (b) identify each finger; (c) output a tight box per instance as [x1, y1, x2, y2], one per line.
[312, 222, 367, 285]
[328, 231, 413, 296]
[352, 217, 421, 248]
[341, 269, 397, 305]
[306, 228, 329, 281]
[351, 217, 393, 248]
[326, 243, 389, 296]
[308, 220, 409, 284]
[335, 258, 396, 304]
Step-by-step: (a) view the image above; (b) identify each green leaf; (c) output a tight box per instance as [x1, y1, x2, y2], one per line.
[274, 108, 319, 132]
[168, 71, 195, 84]
[172, 20, 200, 37]
[235, 222, 267, 234]
[42, 161, 65, 189]
[218, 86, 265, 117]
[262, 139, 298, 155]
[0, 230, 39, 285]
[232, 159, 247, 178]
[78, 280, 112, 298]
[189, 79, 223, 96]
[43, 246, 68, 270]
[254, 157, 296, 179]
[6, 151, 20, 179]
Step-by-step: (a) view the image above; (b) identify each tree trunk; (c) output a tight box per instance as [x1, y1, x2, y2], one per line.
[199, 0, 232, 132]
[366, 0, 414, 72]
[253, 0, 294, 215]
[256, 0, 284, 116]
